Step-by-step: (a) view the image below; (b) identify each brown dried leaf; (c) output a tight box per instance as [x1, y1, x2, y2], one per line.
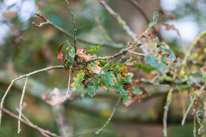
[56, 42, 64, 63]
[93, 65, 102, 74]
[76, 49, 94, 61]
[83, 67, 92, 77]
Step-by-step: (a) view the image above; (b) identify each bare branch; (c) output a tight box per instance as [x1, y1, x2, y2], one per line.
[33, 12, 123, 49]
[163, 88, 173, 137]
[125, 0, 162, 40]
[65, 0, 77, 52]
[0, 107, 59, 137]
[128, 50, 146, 56]
[18, 76, 29, 133]
[182, 96, 195, 126]
[63, 68, 72, 102]
[0, 65, 64, 125]
[94, 12, 113, 42]
[95, 97, 121, 134]
[99, 1, 138, 42]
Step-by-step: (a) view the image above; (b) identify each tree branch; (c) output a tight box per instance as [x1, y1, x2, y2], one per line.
[124, 0, 162, 40]
[32, 12, 123, 49]
[99, 0, 148, 54]
[0, 107, 59, 137]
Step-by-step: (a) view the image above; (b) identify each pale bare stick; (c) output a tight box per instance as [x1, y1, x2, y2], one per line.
[163, 88, 173, 137]
[182, 96, 195, 126]
[63, 68, 72, 102]
[0, 107, 59, 137]
[95, 97, 121, 134]
[128, 50, 146, 56]
[18, 76, 28, 133]
[0, 65, 64, 125]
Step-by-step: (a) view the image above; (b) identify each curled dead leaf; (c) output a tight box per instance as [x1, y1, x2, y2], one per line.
[57, 42, 65, 63]
[76, 49, 94, 61]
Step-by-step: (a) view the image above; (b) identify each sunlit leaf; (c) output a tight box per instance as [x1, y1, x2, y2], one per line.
[72, 70, 85, 90]
[87, 45, 100, 53]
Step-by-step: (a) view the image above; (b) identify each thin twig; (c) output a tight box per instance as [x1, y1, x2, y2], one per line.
[182, 96, 195, 126]
[125, 0, 162, 40]
[128, 50, 146, 56]
[99, 1, 138, 42]
[63, 68, 72, 102]
[163, 88, 173, 137]
[0, 65, 64, 125]
[86, 46, 135, 63]
[94, 12, 113, 41]
[99, 0, 148, 54]
[18, 76, 29, 133]
[0, 107, 59, 137]
[65, 0, 77, 52]
[193, 114, 197, 137]
[32, 12, 123, 49]
[95, 97, 121, 134]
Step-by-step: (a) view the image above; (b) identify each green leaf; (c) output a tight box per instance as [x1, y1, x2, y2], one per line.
[137, 64, 156, 72]
[133, 87, 143, 95]
[148, 11, 158, 28]
[177, 57, 181, 62]
[102, 71, 115, 87]
[115, 82, 130, 101]
[85, 82, 97, 97]
[146, 55, 168, 73]
[87, 45, 100, 53]
[72, 70, 85, 90]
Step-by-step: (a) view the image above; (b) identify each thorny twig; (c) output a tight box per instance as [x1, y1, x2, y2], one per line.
[32, 12, 123, 49]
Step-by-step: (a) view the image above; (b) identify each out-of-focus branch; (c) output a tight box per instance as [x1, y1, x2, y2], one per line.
[0, 107, 59, 137]
[0, 65, 64, 126]
[53, 105, 72, 137]
[67, 102, 193, 124]
[125, 0, 162, 40]
[99, 0, 148, 54]
[94, 13, 113, 42]
[32, 12, 123, 49]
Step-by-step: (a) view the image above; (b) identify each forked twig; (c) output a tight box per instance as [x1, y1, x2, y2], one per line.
[0, 107, 59, 137]
[0, 65, 64, 126]
[32, 13, 123, 49]
[18, 76, 29, 133]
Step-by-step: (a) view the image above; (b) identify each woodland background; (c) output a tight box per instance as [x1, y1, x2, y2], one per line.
[0, 0, 206, 137]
